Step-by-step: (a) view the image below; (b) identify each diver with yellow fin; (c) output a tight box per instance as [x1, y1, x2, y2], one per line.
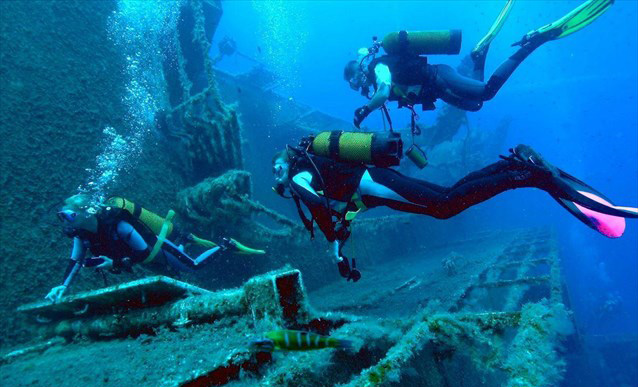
[45, 195, 265, 302]
[346, 0, 615, 127]
[272, 131, 637, 282]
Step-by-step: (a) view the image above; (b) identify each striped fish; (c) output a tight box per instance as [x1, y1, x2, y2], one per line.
[251, 330, 352, 352]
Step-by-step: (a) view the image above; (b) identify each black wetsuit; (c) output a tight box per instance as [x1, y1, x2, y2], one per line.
[288, 152, 544, 243]
[61, 208, 221, 286]
[368, 37, 541, 112]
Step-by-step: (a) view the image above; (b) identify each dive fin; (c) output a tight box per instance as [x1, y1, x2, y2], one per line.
[514, 0, 614, 45]
[230, 238, 265, 255]
[552, 195, 626, 238]
[551, 168, 638, 219]
[188, 233, 218, 249]
[473, 0, 516, 55]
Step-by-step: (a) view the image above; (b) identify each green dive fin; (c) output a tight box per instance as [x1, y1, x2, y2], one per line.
[516, 0, 614, 45]
[230, 238, 265, 255]
[473, 0, 516, 55]
[189, 233, 218, 249]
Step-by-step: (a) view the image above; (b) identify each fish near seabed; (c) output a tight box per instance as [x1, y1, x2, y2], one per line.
[251, 330, 352, 352]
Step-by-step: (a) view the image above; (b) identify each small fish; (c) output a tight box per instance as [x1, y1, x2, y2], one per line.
[251, 330, 351, 352]
[257, 46, 262, 54]
[237, 86, 242, 94]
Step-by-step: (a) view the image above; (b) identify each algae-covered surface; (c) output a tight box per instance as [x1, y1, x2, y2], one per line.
[310, 229, 518, 317]
[1, 320, 253, 387]
[1, 229, 571, 387]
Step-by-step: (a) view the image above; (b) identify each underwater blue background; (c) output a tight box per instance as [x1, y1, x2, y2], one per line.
[214, 0, 637, 366]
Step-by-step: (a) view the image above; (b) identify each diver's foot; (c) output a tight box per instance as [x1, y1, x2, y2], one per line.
[511, 31, 550, 48]
[473, 0, 515, 56]
[470, 47, 488, 78]
[509, 144, 557, 175]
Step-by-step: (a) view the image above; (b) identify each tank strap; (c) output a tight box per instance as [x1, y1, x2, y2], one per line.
[144, 209, 175, 264]
[328, 131, 342, 160]
[398, 30, 409, 54]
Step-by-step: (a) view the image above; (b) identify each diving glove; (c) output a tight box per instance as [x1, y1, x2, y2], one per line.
[353, 105, 372, 128]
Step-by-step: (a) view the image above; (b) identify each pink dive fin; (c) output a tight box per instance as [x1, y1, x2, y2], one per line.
[554, 191, 627, 238]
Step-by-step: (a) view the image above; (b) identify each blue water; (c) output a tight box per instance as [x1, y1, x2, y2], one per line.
[214, 0, 637, 384]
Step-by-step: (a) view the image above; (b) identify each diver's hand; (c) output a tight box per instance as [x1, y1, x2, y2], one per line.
[45, 285, 67, 303]
[95, 256, 113, 270]
[353, 105, 371, 128]
[84, 255, 113, 269]
[336, 255, 361, 282]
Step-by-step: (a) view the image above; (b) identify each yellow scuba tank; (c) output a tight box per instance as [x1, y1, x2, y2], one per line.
[309, 131, 403, 167]
[381, 30, 462, 56]
[105, 197, 174, 238]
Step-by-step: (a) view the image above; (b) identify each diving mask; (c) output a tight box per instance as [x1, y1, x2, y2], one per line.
[57, 209, 78, 223]
[349, 73, 365, 91]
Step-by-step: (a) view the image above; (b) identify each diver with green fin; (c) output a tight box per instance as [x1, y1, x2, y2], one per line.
[272, 131, 637, 282]
[346, 0, 615, 127]
[45, 195, 265, 302]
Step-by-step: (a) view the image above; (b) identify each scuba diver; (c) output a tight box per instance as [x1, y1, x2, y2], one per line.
[45, 195, 265, 302]
[345, 0, 615, 128]
[272, 131, 637, 282]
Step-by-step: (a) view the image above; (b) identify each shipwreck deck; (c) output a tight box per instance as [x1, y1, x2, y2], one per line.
[0, 227, 576, 387]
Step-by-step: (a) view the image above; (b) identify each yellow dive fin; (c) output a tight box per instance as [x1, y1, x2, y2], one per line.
[473, 0, 515, 55]
[524, 0, 614, 42]
[230, 238, 265, 255]
[189, 233, 218, 249]
[189, 234, 264, 254]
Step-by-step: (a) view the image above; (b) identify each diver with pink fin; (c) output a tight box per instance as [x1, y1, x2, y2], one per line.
[272, 132, 637, 282]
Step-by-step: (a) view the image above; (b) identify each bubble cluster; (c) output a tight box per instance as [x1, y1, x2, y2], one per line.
[77, 0, 182, 206]
[78, 127, 131, 205]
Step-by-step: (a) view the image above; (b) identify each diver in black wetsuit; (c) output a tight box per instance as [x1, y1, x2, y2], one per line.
[46, 195, 265, 302]
[346, 0, 615, 127]
[272, 143, 637, 282]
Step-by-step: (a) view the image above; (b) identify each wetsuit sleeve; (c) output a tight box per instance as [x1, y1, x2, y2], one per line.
[62, 237, 86, 286]
[290, 172, 339, 242]
[368, 64, 391, 110]
[116, 221, 151, 264]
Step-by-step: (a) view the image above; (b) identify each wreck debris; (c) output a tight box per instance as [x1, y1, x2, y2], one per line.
[0, 337, 65, 366]
[17, 269, 308, 341]
[6, 229, 576, 386]
[157, 0, 243, 182]
[176, 170, 253, 228]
